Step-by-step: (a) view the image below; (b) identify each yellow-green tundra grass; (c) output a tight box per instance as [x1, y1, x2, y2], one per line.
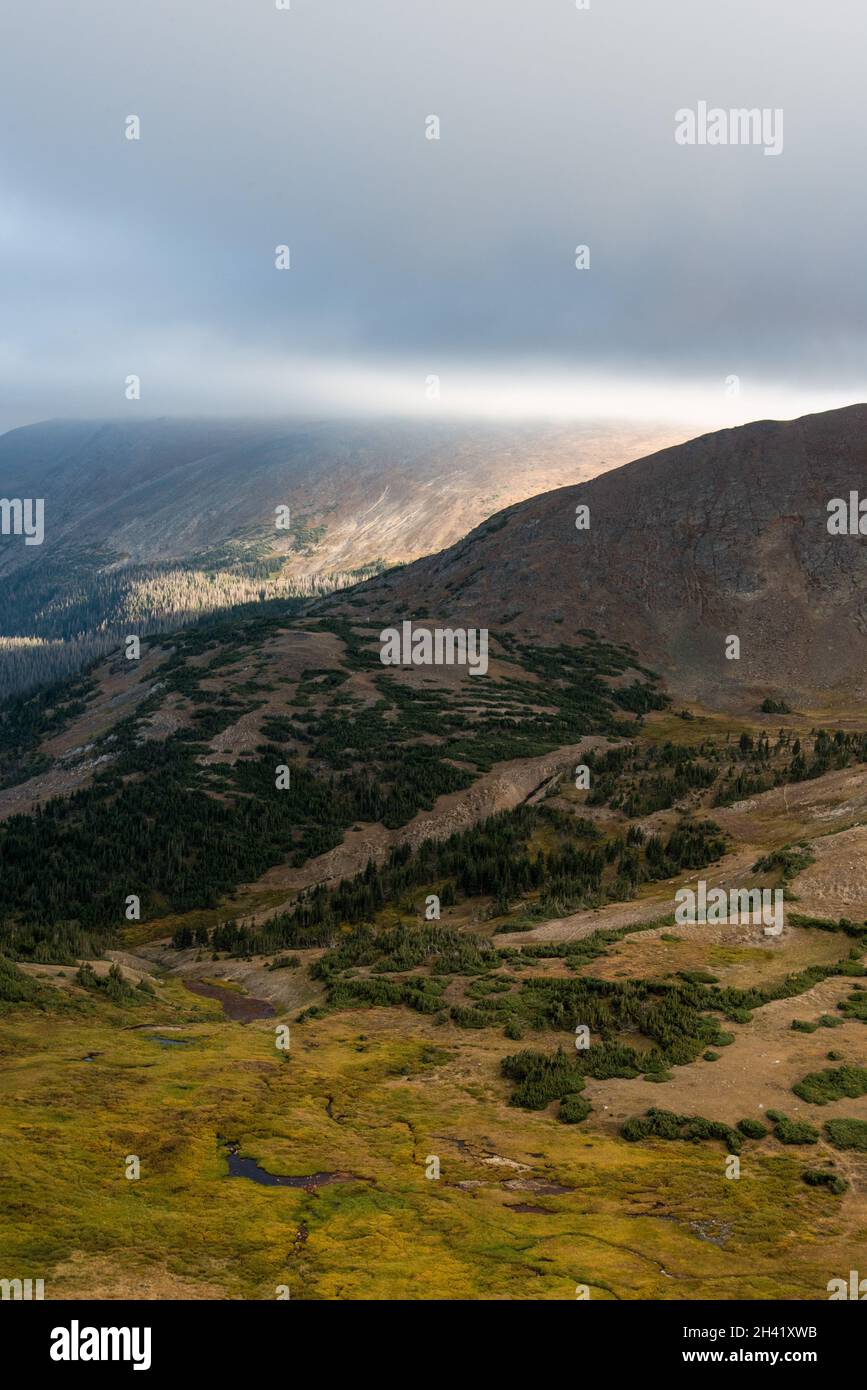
[0, 968, 861, 1301]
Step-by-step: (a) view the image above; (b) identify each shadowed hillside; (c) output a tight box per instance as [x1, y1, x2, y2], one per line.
[340, 405, 867, 709]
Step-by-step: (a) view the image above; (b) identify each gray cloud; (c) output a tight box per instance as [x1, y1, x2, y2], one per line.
[2, 0, 865, 429]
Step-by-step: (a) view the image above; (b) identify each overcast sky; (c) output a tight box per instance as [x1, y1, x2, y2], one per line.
[1, 0, 865, 432]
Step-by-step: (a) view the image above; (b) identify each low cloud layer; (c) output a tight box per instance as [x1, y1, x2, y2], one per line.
[2, 0, 865, 430]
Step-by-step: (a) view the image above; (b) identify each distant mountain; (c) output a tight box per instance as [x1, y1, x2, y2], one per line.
[334, 405, 867, 709]
[0, 416, 678, 694]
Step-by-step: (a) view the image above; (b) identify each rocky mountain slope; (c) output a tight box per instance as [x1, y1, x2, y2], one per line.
[343, 405, 867, 709]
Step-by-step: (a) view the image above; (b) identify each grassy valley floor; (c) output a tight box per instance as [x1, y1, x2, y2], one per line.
[1, 961, 864, 1301]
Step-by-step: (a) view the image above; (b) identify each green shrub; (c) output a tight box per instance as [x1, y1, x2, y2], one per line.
[559, 1093, 592, 1124]
[267, 954, 301, 971]
[0, 955, 41, 1003]
[793, 1065, 867, 1106]
[501, 1047, 587, 1110]
[824, 1118, 867, 1152]
[449, 1005, 488, 1029]
[773, 1115, 820, 1145]
[621, 1116, 653, 1142]
[726, 1007, 753, 1024]
[737, 1118, 768, 1139]
[620, 1108, 740, 1151]
[802, 1169, 847, 1194]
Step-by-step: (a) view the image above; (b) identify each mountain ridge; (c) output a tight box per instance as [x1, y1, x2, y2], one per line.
[337, 404, 867, 708]
[0, 415, 680, 693]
